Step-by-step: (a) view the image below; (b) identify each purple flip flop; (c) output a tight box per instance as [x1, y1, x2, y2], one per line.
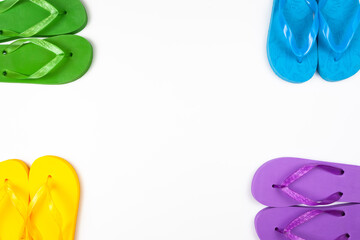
[255, 204, 359, 240]
[252, 157, 360, 207]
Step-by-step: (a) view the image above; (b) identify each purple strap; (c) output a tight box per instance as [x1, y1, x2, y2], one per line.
[276, 210, 350, 240]
[273, 164, 344, 206]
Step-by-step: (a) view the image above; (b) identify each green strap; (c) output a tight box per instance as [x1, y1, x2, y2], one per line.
[0, 0, 20, 13]
[3, 38, 65, 79]
[0, 0, 59, 37]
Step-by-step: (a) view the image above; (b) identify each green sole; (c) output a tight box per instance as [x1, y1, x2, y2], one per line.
[0, 0, 87, 42]
[0, 35, 93, 84]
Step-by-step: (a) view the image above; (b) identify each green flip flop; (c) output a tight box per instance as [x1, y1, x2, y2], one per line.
[0, 0, 87, 42]
[0, 35, 93, 84]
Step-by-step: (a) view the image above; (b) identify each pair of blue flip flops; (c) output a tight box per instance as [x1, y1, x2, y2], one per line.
[268, 0, 360, 83]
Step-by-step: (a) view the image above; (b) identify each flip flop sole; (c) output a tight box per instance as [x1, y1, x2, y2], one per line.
[29, 155, 80, 240]
[0, 35, 93, 84]
[318, 0, 360, 81]
[252, 157, 360, 207]
[267, 0, 318, 83]
[0, 0, 87, 42]
[0, 159, 29, 240]
[255, 204, 360, 239]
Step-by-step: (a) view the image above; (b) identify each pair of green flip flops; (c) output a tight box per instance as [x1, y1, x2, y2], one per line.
[0, 0, 93, 84]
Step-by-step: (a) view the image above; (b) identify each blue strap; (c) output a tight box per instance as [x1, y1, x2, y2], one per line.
[278, 0, 319, 63]
[319, 0, 360, 60]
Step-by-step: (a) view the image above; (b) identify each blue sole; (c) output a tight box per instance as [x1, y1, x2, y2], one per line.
[267, 0, 318, 83]
[318, 0, 360, 81]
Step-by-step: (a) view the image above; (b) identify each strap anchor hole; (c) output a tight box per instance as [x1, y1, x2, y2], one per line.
[274, 227, 280, 232]
[340, 169, 345, 175]
[0, 30, 3, 35]
[346, 233, 350, 238]
[2, 51, 7, 55]
[2, 71, 7, 76]
[339, 192, 344, 197]
[69, 52, 73, 57]
[334, 54, 342, 62]
[341, 211, 346, 216]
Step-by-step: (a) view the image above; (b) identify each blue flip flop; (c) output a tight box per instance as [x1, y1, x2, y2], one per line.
[267, 0, 319, 83]
[318, 0, 360, 81]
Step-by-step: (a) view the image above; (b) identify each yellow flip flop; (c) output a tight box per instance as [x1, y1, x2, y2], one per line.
[28, 156, 80, 240]
[0, 159, 29, 240]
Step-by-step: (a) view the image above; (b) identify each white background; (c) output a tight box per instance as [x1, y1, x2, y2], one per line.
[1, 0, 360, 239]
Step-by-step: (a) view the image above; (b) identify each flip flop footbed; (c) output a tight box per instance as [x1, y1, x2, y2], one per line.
[0, 35, 93, 84]
[0, 0, 87, 42]
[255, 204, 360, 240]
[252, 157, 360, 207]
[29, 156, 80, 240]
[267, 0, 317, 83]
[0, 159, 29, 240]
[318, 0, 360, 81]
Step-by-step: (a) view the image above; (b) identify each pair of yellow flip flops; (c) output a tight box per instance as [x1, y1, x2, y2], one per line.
[0, 156, 80, 240]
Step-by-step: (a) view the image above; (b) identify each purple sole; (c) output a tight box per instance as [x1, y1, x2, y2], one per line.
[255, 204, 359, 240]
[252, 157, 360, 207]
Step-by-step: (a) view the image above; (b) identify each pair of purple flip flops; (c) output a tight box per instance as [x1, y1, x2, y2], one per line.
[252, 157, 360, 240]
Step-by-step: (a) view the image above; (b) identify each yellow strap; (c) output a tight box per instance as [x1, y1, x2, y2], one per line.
[0, 179, 28, 239]
[0, 177, 67, 240]
[27, 176, 64, 240]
